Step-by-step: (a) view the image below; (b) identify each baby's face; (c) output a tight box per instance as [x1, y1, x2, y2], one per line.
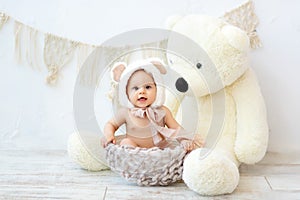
[126, 70, 157, 108]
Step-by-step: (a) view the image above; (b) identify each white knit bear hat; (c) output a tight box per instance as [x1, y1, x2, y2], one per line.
[111, 58, 167, 108]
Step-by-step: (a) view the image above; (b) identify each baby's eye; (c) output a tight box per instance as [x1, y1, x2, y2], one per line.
[145, 85, 152, 89]
[132, 86, 139, 91]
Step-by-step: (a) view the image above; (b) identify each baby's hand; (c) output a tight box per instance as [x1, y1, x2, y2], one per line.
[180, 134, 205, 152]
[180, 139, 195, 152]
[193, 134, 205, 148]
[101, 135, 116, 148]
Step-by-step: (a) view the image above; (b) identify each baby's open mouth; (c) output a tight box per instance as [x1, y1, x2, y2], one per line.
[138, 97, 147, 101]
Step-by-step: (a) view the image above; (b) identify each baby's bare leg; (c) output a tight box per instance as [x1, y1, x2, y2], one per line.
[120, 138, 138, 147]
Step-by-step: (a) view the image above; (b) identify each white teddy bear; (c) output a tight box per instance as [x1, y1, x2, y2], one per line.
[164, 14, 269, 195]
[67, 4, 269, 196]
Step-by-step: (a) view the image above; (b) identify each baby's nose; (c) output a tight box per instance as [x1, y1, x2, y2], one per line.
[138, 87, 145, 94]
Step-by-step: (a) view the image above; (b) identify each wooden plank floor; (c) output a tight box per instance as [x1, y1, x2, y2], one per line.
[1, 150, 300, 200]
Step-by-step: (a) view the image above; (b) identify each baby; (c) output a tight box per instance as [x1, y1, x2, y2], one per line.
[102, 58, 204, 151]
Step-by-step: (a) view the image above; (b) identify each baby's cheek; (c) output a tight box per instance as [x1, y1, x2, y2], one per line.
[128, 91, 137, 101]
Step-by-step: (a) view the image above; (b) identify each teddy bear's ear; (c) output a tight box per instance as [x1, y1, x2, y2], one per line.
[165, 15, 183, 29]
[222, 0, 261, 49]
[221, 25, 250, 51]
[111, 62, 127, 82]
[149, 59, 167, 75]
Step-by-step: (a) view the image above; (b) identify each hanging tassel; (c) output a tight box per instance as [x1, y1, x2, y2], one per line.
[14, 21, 23, 64]
[77, 43, 96, 70]
[13, 21, 43, 70]
[0, 12, 9, 30]
[222, 0, 262, 49]
[78, 44, 132, 86]
[104, 45, 132, 102]
[76, 43, 97, 85]
[141, 39, 168, 61]
[158, 39, 169, 65]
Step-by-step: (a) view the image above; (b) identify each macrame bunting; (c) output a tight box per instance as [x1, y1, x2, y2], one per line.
[141, 39, 169, 65]
[77, 43, 96, 71]
[44, 34, 79, 84]
[14, 21, 43, 70]
[222, 0, 262, 49]
[76, 43, 97, 85]
[1, 0, 262, 85]
[77, 44, 134, 87]
[77, 46, 103, 86]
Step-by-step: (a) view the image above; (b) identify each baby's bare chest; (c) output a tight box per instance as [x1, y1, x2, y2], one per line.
[125, 113, 164, 137]
[126, 116, 151, 135]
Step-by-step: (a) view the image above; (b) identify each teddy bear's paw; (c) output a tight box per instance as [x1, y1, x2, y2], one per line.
[182, 148, 239, 196]
[234, 133, 268, 164]
[67, 132, 109, 171]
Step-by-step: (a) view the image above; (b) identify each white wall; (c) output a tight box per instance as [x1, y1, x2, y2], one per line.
[0, 0, 299, 153]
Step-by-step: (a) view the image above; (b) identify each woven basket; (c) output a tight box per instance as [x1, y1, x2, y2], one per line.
[105, 142, 187, 186]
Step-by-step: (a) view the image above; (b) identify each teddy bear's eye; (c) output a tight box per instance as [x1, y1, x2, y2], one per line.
[196, 63, 202, 69]
[175, 77, 188, 93]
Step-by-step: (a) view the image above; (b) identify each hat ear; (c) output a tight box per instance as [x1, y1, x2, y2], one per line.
[149, 59, 167, 75]
[111, 62, 127, 82]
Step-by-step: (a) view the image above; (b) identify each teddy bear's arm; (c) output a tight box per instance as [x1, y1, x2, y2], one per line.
[231, 68, 269, 164]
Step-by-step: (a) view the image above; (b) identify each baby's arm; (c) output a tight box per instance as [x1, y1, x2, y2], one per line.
[162, 106, 204, 151]
[103, 119, 118, 146]
[162, 105, 181, 129]
[162, 106, 192, 150]
[102, 108, 127, 147]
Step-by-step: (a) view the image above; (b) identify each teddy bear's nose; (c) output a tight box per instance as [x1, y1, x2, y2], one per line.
[175, 77, 188, 93]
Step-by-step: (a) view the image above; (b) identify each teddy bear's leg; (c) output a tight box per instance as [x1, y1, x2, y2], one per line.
[67, 132, 109, 171]
[182, 148, 239, 196]
[231, 69, 269, 164]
